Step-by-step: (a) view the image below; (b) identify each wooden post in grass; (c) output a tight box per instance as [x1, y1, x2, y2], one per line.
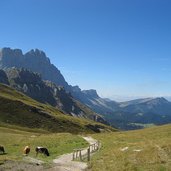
[90, 145, 91, 152]
[96, 142, 98, 150]
[79, 150, 82, 161]
[97, 141, 100, 150]
[73, 151, 75, 160]
[76, 150, 78, 158]
[87, 147, 90, 161]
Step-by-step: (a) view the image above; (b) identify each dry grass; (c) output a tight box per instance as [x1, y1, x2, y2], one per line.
[90, 124, 171, 171]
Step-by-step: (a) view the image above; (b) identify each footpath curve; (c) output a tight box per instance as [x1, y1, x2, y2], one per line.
[52, 136, 98, 171]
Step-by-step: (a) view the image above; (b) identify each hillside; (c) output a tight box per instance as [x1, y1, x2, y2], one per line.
[0, 68, 107, 125]
[0, 83, 115, 133]
[91, 124, 171, 171]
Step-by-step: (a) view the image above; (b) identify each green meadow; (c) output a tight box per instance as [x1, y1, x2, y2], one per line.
[0, 126, 88, 164]
[1, 116, 171, 171]
[90, 124, 171, 171]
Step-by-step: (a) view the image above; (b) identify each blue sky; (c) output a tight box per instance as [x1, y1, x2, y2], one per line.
[0, 0, 171, 100]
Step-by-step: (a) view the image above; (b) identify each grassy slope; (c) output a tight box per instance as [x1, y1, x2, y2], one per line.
[0, 83, 115, 133]
[0, 126, 88, 164]
[91, 124, 171, 171]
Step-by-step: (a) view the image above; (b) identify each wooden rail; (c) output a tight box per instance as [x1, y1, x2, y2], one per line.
[72, 141, 100, 161]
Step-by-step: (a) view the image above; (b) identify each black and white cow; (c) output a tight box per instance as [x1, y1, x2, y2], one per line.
[0, 146, 5, 154]
[35, 147, 50, 156]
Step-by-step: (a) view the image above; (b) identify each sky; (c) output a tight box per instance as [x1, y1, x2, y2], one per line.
[0, 0, 171, 101]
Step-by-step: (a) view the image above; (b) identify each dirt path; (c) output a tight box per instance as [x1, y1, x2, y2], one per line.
[52, 136, 98, 171]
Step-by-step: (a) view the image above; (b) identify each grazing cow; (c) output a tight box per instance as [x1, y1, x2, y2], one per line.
[23, 146, 30, 155]
[35, 147, 50, 156]
[0, 145, 5, 154]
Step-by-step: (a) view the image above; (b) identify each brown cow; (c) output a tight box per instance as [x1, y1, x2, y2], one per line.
[23, 146, 30, 155]
[0, 145, 5, 154]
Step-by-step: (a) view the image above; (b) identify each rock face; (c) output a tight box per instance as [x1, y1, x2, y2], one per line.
[0, 48, 23, 68]
[0, 70, 9, 85]
[44, 80, 92, 117]
[82, 89, 100, 99]
[6, 68, 56, 106]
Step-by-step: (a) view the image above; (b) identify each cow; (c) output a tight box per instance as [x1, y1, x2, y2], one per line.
[23, 146, 30, 155]
[0, 145, 5, 154]
[35, 147, 50, 156]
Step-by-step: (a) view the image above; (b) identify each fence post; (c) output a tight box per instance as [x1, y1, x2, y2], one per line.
[76, 150, 78, 158]
[79, 150, 82, 161]
[87, 147, 90, 161]
[96, 142, 98, 150]
[73, 151, 75, 160]
[97, 141, 99, 150]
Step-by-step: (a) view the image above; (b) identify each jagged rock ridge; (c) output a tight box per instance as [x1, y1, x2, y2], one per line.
[0, 48, 68, 88]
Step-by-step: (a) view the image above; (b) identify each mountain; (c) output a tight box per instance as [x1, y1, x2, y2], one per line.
[120, 97, 171, 114]
[73, 89, 119, 114]
[0, 47, 119, 116]
[0, 48, 68, 87]
[1, 47, 171, 130]
[0, 68, 107, 124]
[104, 97, 171, 130]
[0, 83, 115, 133]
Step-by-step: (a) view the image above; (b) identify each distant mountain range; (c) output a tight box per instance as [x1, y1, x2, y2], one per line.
[105, 97, 171, 130]
[1, 47, 171, 130]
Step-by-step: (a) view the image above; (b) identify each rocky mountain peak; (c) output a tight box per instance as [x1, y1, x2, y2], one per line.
[0, 47, 68, 87]
[25, 48, 46, 57]
[148, 97, 169, 105]
[25, 48, 50, 64]
[0, 48, 24, 68]
[72, 85, 81, 92]
[82, 89, 99, 99]
[0, 47, 23, 58]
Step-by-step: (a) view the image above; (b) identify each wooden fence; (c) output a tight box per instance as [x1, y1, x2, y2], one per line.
[72, 141, 100, 161]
